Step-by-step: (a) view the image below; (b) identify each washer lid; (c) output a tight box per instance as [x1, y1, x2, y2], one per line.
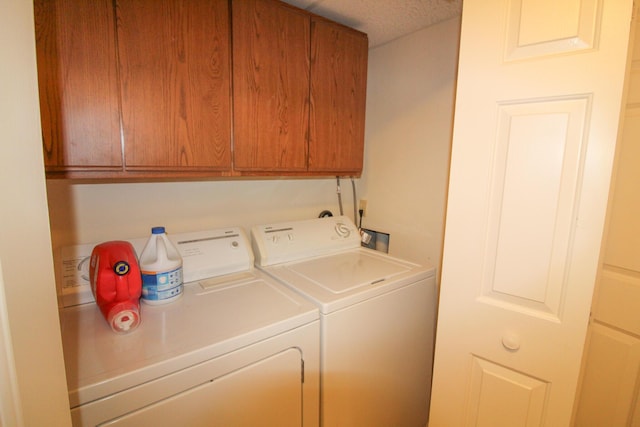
[261, 247, 435, 314]
[287, 250, 410, 293]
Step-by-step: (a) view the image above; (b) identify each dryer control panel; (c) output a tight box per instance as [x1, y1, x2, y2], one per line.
[58, 227, 253, 307]
[251, 216, 361, 267]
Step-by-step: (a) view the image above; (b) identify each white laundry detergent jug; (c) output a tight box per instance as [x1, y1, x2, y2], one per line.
[139, 226, 183, 305]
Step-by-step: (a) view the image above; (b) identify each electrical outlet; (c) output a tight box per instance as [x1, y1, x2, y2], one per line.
[359, 199, 368, 217]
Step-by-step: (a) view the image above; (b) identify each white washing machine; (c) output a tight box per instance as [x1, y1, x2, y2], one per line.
[58, 227, 320, 427]
[251, 216, 438, 427]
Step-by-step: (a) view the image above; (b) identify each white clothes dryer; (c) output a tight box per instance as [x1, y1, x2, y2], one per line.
[58, 227, 319, 427]
[251, 216, 438, 427]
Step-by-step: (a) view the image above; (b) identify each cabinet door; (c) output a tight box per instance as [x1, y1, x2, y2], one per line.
[309, 19, 368, 174]
[34, 0, 122, 171]
[232, 0, 309, 171]
[116, 0, 231, 172]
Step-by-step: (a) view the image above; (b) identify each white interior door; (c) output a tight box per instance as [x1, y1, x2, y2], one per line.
[430, 0, 633, 426]
[573, 11, 640, 423]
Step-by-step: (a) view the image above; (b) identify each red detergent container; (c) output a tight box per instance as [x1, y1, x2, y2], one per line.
[89, 241, 142, 333]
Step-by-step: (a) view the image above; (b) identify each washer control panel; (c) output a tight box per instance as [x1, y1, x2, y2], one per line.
[251, 216, 360, 267]
[334, 222, 351, 238]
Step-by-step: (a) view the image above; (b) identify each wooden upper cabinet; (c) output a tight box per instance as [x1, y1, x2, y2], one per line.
[309, 18, 368, 174]
[232, 0, 310, 171]
[116, 0, 232, 171]
[34, 0, 122, 171]
[34, 0, 367, 178]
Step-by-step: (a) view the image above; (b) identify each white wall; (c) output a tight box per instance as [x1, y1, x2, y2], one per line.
[46, 178, 357, 299]
[47, 178, 352, 246]
[359, 17, 461, 274]
[0, 0, 71, 425]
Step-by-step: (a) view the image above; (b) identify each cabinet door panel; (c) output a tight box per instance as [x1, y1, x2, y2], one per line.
[117, 0, 231, 171]
[34, 0, 122, 170]
[309, 20, 368, 174]
[232, 0, 309, 171]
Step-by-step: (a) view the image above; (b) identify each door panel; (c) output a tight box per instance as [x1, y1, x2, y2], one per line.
[232, 0, 310, 171]
[309, 19, 367, 173]
[603, 108, 640, 272]
[594, 268, 640, 336]
[117, 0, 231, 171]
[483, 97, 588, 319]
[34, 0, 122, 170]
[466, 357, 548, 427]
[429, 0, 633, 425]
[574, 324, 640, 426]
[505, 0, 599, 60]
[575, 17, 640, 423]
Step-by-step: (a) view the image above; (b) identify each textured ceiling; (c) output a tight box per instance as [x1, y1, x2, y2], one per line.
[280, 0, 463, 47]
